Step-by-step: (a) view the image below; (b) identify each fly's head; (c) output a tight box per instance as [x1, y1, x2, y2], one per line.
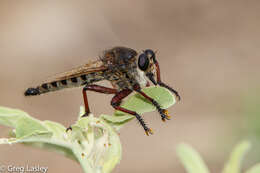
[138, 49, 181, 100]
[138, 49, 158, 85]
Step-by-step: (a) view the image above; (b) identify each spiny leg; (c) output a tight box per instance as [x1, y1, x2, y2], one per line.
[155, 63, 180, 100]
[66, 84, 117, 132]
[157, 81, 180, 101]
[133, 84, 170, 122]
[149, 52, 181, 101]
[111, 89, 153, 136]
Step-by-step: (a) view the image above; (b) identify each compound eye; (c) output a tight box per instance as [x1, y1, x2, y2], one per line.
[138, 53, 149, 71]
[144, 49, 155, 60]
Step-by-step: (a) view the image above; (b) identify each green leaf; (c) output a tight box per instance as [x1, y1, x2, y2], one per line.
[0, 107, 121, 173]
[43, 120, 66, 140]
[101, 86, 175, 128]
[0, 106, 29, 128]
[16, 116, 48, 138]
[222, 141, 251, 173]
[177, 143, 210, 173]
[100, 114, 134, 131]
[68, 117, 122, 173]
[245, 164, 260, 173]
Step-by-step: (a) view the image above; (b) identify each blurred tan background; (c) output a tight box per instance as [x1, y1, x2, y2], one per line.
[1, 0, 260, 173]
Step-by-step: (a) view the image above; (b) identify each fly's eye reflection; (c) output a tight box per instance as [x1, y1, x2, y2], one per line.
[138, 53, 149, 71]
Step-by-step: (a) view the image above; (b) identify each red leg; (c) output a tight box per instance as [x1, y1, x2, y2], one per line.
[111, 89, 153, 136]
[155, 62, 161, 82]
[66, 84, 117, 132]
[82, 84, 117, 117]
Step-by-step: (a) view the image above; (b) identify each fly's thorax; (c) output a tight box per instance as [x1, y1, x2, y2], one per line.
[101, 47, 137, 68]
[107, 64, 148, 90]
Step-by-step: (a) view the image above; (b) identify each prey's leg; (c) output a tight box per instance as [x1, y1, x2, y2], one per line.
[133, 84, 170, 122]
[111, 89, 153, 136]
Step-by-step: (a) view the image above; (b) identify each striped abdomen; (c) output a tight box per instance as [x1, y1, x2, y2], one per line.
[24, 72, 105, 96]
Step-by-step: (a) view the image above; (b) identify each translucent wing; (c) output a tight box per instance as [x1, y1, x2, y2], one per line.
[45, 60, 107, 82]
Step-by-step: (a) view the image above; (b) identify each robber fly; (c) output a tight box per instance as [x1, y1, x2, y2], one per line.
[25, 47, 180, 135]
